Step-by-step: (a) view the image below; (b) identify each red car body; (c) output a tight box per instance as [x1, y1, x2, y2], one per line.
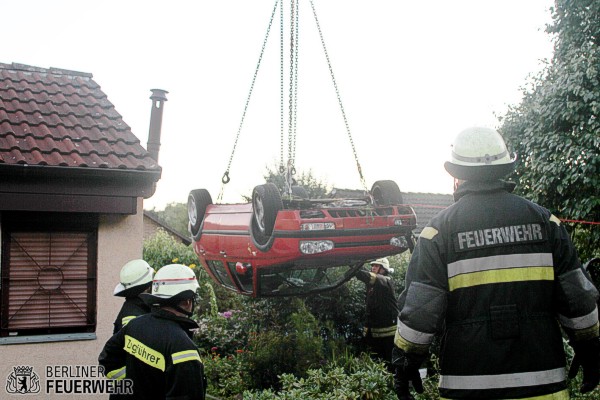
[189, 181, 417, 297]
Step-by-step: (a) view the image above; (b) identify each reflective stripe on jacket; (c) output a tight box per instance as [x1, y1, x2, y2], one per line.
[99, 308, 206, 400]
[396, 180, 599, 399]
[112, 297, 150, 334]
[356, 269, 398, 334]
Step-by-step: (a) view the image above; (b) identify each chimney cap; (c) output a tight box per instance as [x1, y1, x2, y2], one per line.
[150, 89, 168, 101]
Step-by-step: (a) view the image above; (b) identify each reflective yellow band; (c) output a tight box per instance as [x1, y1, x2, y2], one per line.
[106, 366, 126, 380]
[370, 325, 396, 338]
[121, 315, 136, 327]
[369, 272, 377, 285]
[441, 390, 569, 400]
[420, 227, 438, 240]
[124, 335, 165, 371]
[394, 331, 429, 355]
[172, 350, 202, 365]
[550, 214, 561, 226]
[449, 267, 554, 291]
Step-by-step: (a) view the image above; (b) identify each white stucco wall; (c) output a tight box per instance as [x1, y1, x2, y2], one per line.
[0, 198, 144, 399]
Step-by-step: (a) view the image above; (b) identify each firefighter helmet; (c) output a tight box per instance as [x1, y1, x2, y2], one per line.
[142, 264, 200, 306]
[113, 259, 155, 297]
[444, 127, 516, 181]
[370, 257, 394, 274]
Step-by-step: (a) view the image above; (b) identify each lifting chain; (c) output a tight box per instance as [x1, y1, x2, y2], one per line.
[284, 0, 300, 196]
[219, 0, 280, 203]
[309, 0, 368, 192]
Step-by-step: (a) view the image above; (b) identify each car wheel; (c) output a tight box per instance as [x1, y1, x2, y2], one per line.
[291, 185, 309, 199]
[188, 189, 213, 238]
[371, 180, 403, 205]
[252, 183, 283, 239]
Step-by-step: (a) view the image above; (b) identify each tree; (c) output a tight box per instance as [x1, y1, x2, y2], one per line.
[262, 163, 331, 199]
[499, 0, 600, 260]
[146, 202, 189, 237]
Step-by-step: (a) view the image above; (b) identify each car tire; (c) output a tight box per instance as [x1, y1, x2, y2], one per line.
[291, 185, 309, 199]
[371, 180, 403, 205]
[188, 189, 212, 240]
[251, 183, 283, 244]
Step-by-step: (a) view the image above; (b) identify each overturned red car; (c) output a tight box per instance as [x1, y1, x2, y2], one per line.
[187, 180, 416, 297]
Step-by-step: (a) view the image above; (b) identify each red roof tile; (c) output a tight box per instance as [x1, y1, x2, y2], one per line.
[0, 62, 160, 172]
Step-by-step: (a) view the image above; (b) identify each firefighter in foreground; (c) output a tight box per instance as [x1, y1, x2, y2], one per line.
[392, 127, 600, 399]
[355, 258, 398, 371]
[112, 259, 154, 334]
[99, 263, 206, 399]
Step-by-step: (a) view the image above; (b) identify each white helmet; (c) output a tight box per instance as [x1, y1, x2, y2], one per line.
[444, 127, 516, 181]
[370, 258, 394, 274]
[145, 264, 200, 303]
[113, 259, 154, 297]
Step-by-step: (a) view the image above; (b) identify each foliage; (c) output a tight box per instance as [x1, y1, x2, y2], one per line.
[195, 309, 254, 357]
[202, 349, 250, 399]
[243, 298, 326, 390]
[146, 202, 189, 238]
[259, 163, 332, 200]
[142, 228, 198, 270]
[499, 0, 600, 259]
[242, 353, 396, 400]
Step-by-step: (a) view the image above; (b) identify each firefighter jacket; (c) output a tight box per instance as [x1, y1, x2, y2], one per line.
[113, 296, 150, 334]
[395, 180, 599, 400]
[356, 268, 398, 337]
[99, 308, 206, 400]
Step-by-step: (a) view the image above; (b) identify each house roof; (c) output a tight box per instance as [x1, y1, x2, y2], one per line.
[143, 210, 192, 246]
[402, 192, 453, 234]
[0, 62, 160, 172]
[330, 187, 453, 235]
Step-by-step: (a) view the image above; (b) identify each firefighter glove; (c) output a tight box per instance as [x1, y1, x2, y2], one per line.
[568, 337, 600, 394]
[392, 345, 426, 400]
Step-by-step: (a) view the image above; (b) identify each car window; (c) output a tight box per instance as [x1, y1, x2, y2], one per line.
[227, 262, 253, 293]
[206, 260, 237, 290]
[258, 263, 362, 296]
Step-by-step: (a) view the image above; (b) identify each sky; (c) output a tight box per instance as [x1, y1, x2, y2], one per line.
[3, 0, 555, 210]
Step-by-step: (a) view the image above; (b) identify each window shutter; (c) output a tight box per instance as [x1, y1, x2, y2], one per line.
[2, 231, 96, 333]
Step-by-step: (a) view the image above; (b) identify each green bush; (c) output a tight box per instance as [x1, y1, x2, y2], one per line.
[242, 353, 395, 399]
[202, 350, 250, 398]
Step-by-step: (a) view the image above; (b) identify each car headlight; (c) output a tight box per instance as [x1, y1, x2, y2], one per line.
[299, 240, 334, 254]
[300, 222, 335, 231]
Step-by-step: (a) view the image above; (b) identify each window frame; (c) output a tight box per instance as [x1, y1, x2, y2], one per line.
[0, 212, 98, 342]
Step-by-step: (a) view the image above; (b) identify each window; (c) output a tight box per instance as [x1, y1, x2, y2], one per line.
[0, 213, 98, 339]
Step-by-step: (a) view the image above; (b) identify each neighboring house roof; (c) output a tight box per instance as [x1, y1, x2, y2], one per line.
[330, 187, 453, 235]
[0, 62, 162, 213]
[402, 192, 453, 234]
[143, 210, 191, 246]
[0, 62, 159, 172]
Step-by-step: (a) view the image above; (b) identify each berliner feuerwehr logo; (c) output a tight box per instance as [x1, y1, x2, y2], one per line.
[6, 366, 41, 394]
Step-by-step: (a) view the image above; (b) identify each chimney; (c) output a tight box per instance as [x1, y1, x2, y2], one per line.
[147, 89, 168, 163]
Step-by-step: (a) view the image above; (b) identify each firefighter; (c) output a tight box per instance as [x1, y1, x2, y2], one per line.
[392, 127, 600, 399]
[99, 263, 206, 400]
[355, 257, 398, 371]
[112, 259, 154, 334]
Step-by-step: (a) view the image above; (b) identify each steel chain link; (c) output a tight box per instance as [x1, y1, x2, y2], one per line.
[219, 0, 280, 202]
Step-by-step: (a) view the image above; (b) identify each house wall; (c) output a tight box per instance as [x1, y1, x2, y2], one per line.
[1, 198, 144, 399]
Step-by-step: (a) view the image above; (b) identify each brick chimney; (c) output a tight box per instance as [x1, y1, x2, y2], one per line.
[147, 89, 168, 163]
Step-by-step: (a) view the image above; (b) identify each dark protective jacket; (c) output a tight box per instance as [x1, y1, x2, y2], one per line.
[395, 180, 599, 399]
[99, 308, 206, 400]
[356, 269, 398, 337]
[113, 296, 150, 334]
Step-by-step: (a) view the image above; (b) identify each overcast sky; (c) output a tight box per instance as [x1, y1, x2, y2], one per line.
[3, 0, 555, 209]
